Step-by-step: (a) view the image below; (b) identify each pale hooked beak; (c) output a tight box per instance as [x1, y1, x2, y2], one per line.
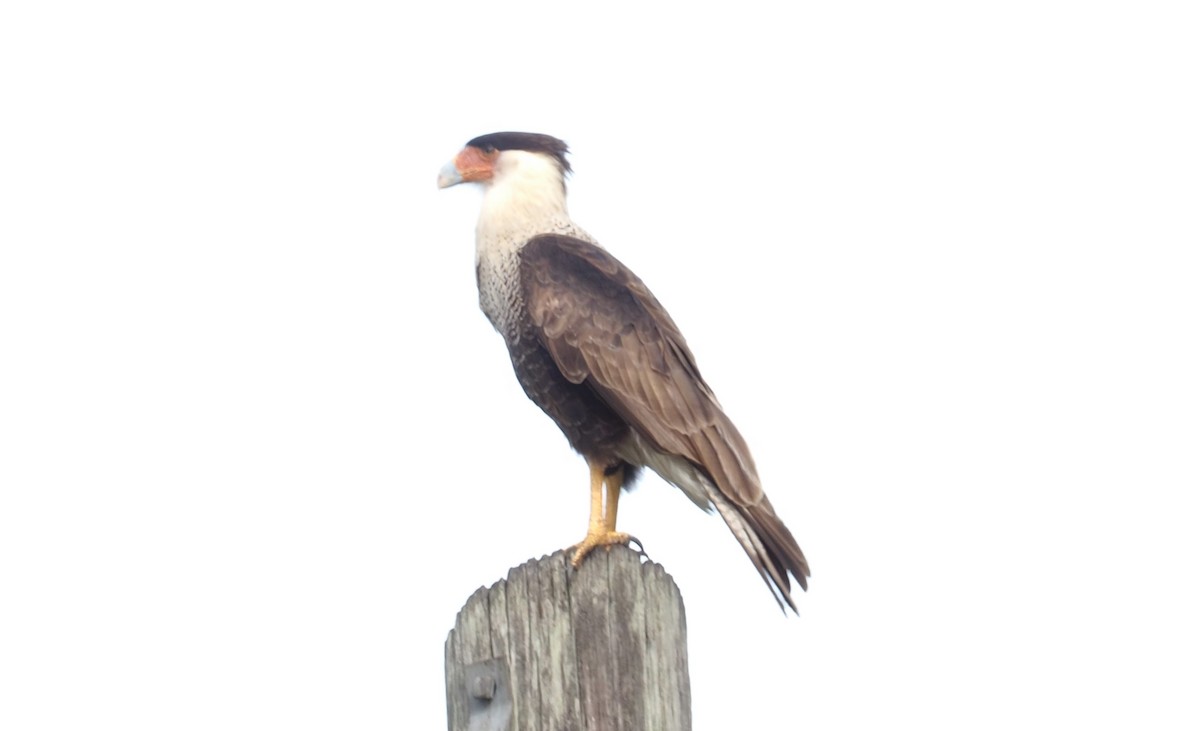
[437, 160, 463, 189]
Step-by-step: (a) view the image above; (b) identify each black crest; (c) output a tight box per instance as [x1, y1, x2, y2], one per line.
[466, 132, 572, 174]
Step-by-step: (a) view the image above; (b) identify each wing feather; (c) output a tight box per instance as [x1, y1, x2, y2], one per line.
[520, 234, 762, 506]
[520, 234, 810, 609]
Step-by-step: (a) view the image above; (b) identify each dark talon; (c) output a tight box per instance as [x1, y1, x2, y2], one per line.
[626, 535, 645, 556]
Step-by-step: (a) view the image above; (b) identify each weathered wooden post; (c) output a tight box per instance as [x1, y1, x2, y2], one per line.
[445, 546, 691, 731]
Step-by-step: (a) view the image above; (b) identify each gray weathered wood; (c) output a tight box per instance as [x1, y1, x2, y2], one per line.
[445, 547, 691, 731]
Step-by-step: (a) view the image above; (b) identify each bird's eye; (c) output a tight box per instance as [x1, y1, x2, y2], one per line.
[481, 144, 496, 153]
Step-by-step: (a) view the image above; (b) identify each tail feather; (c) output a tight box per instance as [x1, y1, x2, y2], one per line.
[708, 485, 810, 613]
[626, 439, 810, 612]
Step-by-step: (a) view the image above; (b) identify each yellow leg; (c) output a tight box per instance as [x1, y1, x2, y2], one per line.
[604, 466, 623, 532]
[588, 460, 606, 534]
[569, 460, 630, 567]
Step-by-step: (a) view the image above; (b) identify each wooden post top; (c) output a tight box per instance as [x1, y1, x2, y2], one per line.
[445, 546, 691, 731]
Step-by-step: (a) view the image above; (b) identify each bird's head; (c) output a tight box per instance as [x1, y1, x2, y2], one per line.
[437, 132, 572, 190]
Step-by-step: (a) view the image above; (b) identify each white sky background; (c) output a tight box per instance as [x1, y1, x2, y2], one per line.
[2, 1, 1197, 729]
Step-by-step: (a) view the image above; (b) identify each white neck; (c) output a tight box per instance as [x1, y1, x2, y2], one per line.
[475, 150, 571, 257]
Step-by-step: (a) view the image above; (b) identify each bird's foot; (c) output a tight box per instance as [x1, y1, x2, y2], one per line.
[569, 530, 633, 568]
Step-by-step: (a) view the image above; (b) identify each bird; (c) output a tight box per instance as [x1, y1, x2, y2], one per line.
[437, 132, 809, 612]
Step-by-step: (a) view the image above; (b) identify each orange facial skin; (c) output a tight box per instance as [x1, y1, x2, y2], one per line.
[454, 146, 499, 183]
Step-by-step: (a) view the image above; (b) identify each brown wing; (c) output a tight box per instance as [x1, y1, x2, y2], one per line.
[520, 235, 810, 608]
[519, 234, 764, 506]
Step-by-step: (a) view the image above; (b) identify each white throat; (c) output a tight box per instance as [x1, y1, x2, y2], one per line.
[469, 148, 597, 337]
[475, 150, 573, 261]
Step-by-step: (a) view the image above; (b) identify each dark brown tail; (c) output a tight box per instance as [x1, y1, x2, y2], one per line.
[710, 489, 810, 613]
